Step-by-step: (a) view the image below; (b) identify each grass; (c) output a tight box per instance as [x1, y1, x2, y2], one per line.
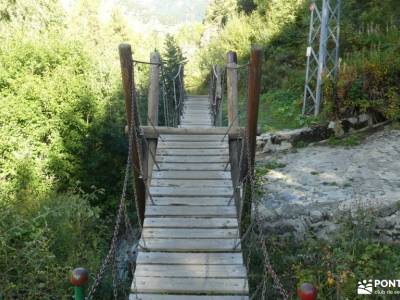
[245, 205, 400, 299]
[327, 133, 364, 147]
[256, 160, 287, 177]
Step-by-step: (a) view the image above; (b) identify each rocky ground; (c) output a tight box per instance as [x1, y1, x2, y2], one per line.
[257, 125, 400, 241]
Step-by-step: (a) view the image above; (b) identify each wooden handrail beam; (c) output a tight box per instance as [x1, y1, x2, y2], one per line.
[140, 126, 245, 139]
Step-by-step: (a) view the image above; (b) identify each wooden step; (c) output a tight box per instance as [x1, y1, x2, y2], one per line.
[132, 277, 248, 294]
[149, 186, 233, 197]
[148, 197, 234, 206]
[157, 148, 229, 156]
[157, 142, 227, 149]
[144, 217, 238, 228]
[139, 238, 241, 252]
[156, 156, 229, 163]
[150, 179, 233, 187]
[131, 295, 249, 300]
[160, 135, 225, 141]
[134, 264, 246, 278]
[154, 163, 230, 171]
[142, 228, 239, 239]
[145, 206, 236, 217]
[152, 170, 231, 180]
[136, 252, 244, 265]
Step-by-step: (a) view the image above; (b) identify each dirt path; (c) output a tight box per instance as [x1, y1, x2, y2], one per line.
[257, 126, 400, 240]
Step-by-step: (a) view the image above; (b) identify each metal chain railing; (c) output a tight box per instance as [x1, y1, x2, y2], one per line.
[209, 65, 226, 126]
[85, 80, 141, 300]
[213, 60, 290, 300]
[159, 59, 186, 127]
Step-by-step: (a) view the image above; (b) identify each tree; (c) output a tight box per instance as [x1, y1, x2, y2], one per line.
[237, 0, 257, 14]
[161, 34, 185, 126]
[204, 0, 237, 26]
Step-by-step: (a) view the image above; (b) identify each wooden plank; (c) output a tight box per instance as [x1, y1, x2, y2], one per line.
[179, 125, 212, 129]
[156, 148, 229, 156]
[145, 206, 236, 217]
[150, 179, 233, 187]
[184, 111, 210, 114]
[131, 294, 249, 300]
[144, 217, 238, 228]
[181, 122, 212, 126]
[156, 156, 229, 163]
[139, 238, 240, 252]
[180, 120, 212, 124]
[184, 109, 209, 112]
[152, 170, 231, 180]
[148, 197, 234, 206]
[136, 252, 243, 265]
[154, 163, 230, 171]
[149, 187, 233, 197]
[142, 228, 238, 239]
[185, 102, 209, 105]
[140, 126, 244, 139]
[132, 277, 248, 294]
[157, 142, 227, 149]
[182, 114, 211, 118]
[160, 135, 225, 141]
[134, 264, 246, 278]
[182, 113, 210, 115]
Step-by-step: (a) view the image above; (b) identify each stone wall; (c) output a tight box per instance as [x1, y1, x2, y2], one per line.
[257, 113, 379, 154]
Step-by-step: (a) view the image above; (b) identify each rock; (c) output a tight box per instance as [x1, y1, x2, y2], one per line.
[375, 218, 396, 230]
[330, 121, 345, 137]
[376, 204, 399, 218]
[262, 140, 293, 153]
[258, 126, 400, 241]
[309, 210, 323, 223]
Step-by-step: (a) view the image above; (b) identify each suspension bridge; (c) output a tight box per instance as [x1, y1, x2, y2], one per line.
[70, 44, 315, 300]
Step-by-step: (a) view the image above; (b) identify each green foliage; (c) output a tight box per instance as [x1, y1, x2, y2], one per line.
[327, 134, 363, 147]
[256, 160, 286, 177]
[195, 0, 400, 129]
[160, 35, 185, 126]
[204, 0, 238, 26]
[259, 90, 321, 130]
[0, 188, 107, 299]
[0, 0, 157, 298]
[326, 43, 400, 120]
[246, 207, 400, 299]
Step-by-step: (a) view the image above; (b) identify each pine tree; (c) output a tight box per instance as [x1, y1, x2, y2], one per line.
[161, 34, 185, 126]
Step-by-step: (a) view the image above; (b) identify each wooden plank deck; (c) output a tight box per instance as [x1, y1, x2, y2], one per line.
[130, 95, 249, 299]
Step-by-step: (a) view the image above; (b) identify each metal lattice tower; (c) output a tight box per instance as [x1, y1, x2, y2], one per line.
[302, 0, 342, 116]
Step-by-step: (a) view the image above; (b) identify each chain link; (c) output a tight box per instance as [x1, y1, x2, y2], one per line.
[218, 61, 289, 299]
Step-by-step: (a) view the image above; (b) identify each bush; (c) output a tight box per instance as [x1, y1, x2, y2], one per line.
[249, 206, 400, 299]
[0, 189, 107, 299]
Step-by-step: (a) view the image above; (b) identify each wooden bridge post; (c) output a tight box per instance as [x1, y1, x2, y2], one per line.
[226, 51, 242, 217]
[227, 51, 239, 127]
[240, 46, 263, 232]
[215, 65, 223, 126]
[119, 43, 146, 224]
[148, 51, 161, 125]
[179, 64, 185, 121]
[146, 52, 161, 181]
